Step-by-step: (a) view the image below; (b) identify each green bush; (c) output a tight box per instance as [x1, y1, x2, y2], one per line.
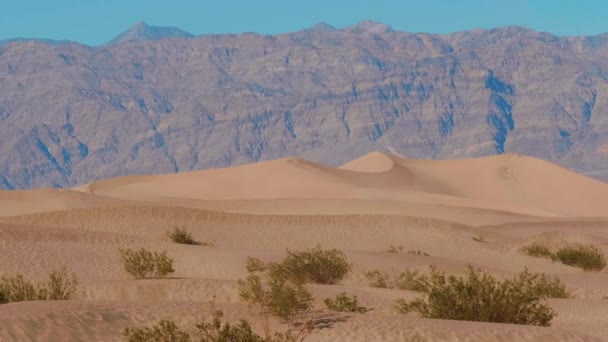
[239, 273, 313, 324]
[39, 268, 79, 300]
[552, 245, 606, 271]
[123, 320, 190, 342]
[119, 248, 175, 279]
[521, 243, 553, 259]
[196, 309, 296, 342]
[246, 257, 268, 273]
[269, 246, 351, 285]
[395, 266, 567, 326]
[324, 292, 369, 313]
[123, 310, 295, 342]
[364, 269, 390, 288]
[365, 268, 429, 292]
[0, 268, 78, 304]
[394, 270, 430, 292]
[168, 226, 201, 245]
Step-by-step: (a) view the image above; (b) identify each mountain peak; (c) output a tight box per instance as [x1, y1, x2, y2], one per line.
[309, 23, 336, 33]
[108, 21, 194, 45]
[349, 20, 394, 34]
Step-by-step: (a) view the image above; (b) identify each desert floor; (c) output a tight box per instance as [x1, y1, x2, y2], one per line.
[1, 152, 608, 341]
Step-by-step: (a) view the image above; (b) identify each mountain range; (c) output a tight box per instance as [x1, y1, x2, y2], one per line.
[1, 21, 607, 189]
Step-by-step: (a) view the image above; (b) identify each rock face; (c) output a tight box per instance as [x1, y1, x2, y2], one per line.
[1, 22, 608, 189]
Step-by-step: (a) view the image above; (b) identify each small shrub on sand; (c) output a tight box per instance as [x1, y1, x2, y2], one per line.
[239, 272, 314, 325]
[196, 309, 294, 342]
[246, 257, 268, 273]
[239, 251, 334, 341]
[119, 248, 175, 279]
[472, 233, 486, 243]
[364, 269, 391, 288]
[123, 320, 190, 342]
[552, 245, 606, 271]
[365, 268, 429, 292]
[324, 292, 369, 313]
[124, 310, 294, 342]
[394, 270, 430, 292]
[168, 226, 201, 245]
[407, 250, 430, 256]
[269, 246, 351, 285]
[521, 243, 553, 259]
[386, 245, 404, 253]
[0, 268, 78, 304]
[395, 266, 567, 326]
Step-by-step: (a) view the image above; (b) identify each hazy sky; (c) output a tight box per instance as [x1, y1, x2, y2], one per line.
[1, 0, 606, 45]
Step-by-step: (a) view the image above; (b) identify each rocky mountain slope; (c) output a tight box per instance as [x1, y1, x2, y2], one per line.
[1, 21, 608, 189]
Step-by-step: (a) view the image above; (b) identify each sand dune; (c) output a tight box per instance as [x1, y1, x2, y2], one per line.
[1, 152, 608, 341]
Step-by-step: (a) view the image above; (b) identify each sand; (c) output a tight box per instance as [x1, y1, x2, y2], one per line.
[0, 152, 607, 341]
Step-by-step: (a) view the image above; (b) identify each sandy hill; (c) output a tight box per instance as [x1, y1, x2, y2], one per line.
[1, 152, 608, 341]
[66, 151, 608, 219]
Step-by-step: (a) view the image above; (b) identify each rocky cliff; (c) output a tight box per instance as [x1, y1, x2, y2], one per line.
[1, 22, 608, 189]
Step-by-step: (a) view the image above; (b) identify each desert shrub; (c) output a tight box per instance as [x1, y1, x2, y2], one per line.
[196, 310, 264, 342]
[239, 273, 313, 324]
[40, 268, 78, 300]
[324, 292, 369, 313]
[119, 248, 175, 279]
[521, 243, 553, 259]
[0, 274, 41, 303]
[407, 250, 430, 256]
[395, 266, 565, 326]
[365, 268, 429, 292]
[472, 233, 486, 243]
[123, 320, 190, 342]
[386, 245, 404, 253]
[269, 246, 351, 285]
[394, 270, 430, 292]
[168, 226, 201, 245]
[246, 257, 268, 273]
[552, 245, 606, 271]
[123, 310, 295, 342]
[0, 268, 78, 304]
[364, 269, 391, 288]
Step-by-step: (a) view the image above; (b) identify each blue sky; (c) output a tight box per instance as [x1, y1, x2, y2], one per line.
[1, 0, 606, 46]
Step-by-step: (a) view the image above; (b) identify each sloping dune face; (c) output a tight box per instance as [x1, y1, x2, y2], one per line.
[1, 152, 608, 341]
[74, 151, 608, 219]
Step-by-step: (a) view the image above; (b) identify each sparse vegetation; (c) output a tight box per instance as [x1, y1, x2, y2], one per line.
[394, 270, 430, 292]
[407, 250, 430, 256]
[395, 266, 569, 327]
[238, 248, 352, 340]
[386, 245, 404, 253]
[239, 271, 314, 326]
[123, 320, 190, 342]
[364, 269, 391, 288]
[168, 226, 201, 245]
[195, 310, 266, 342]
[385, 246, 430, 257]
[0, 268, 78, 304]
[119, 248, 175, 279]
[365, 268, 429, 292]
[324, 292, 369, 313]
[521, 243, 553, 259]
[268, 246, 351, 285]
[246, 257, 268, 273]
[472, 233, 486, 243]
[123, 310, 295, 342]
[552, 245, 606, 271]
